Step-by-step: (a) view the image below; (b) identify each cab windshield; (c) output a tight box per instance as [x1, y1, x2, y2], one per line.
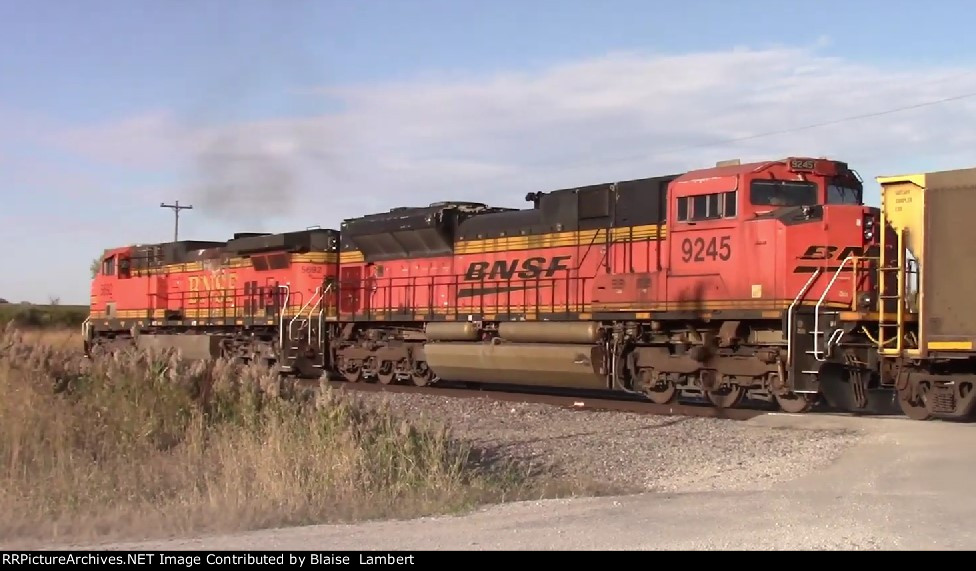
[827, 182, 862, 204]
[749, 179, 818, 207]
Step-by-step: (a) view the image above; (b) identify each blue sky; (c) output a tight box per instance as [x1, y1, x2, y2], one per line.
[3, 0, 976, 304]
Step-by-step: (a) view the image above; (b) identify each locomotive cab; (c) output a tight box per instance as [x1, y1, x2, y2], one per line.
[89, 247, 131, 322]
[755, 158, 877, 311]
[665, 157, 876, 310]
[84, 247, 130, 356]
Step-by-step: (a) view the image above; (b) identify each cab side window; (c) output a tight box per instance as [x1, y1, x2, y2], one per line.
[118, 257, 131, 279]
[101, 256, 115, 276]
[676, 191, 737, 222]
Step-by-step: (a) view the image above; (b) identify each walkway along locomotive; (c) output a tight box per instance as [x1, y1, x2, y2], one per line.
[82, 156, 976, 420]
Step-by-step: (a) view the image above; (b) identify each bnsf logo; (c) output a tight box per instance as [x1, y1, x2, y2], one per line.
[798, 245, 878, 260]
[793, 244, 880, 273]
[464, 256, 571, 281]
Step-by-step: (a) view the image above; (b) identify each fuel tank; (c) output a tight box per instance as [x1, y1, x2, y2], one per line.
[425, 322, 480, 341]
[423, 341, 607, 389]
[497, 321, 603, 343]
[134, 333, 222, 360]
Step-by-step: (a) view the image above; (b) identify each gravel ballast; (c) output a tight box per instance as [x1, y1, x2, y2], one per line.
[345, 390, 863, 494]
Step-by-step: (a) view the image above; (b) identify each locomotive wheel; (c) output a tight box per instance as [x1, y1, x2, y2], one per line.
[342, 360, 364, 383]
[638, 368, 677, 404]
[376, 360, 396, 385]
[705, 386, 744, 408]
[898, 382, 932, 421]
[775, 392, 816, 414]
[411, 362, 435, 387]
[647, 383, 678, 404]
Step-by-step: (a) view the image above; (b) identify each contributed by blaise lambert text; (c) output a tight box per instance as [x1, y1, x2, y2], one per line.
[3, 553, 416, 566]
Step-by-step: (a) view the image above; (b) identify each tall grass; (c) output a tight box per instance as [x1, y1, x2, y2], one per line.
[0, 325, 545, 547]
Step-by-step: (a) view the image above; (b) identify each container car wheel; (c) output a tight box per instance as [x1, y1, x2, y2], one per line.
[898, 382, 932, 421]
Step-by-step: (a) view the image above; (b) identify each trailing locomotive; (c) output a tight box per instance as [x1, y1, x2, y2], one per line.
[85, 228, 340, 370]
[82, 156, 976, 420]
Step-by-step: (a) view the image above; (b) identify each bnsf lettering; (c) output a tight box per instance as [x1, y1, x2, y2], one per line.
[188, 273, 239, 291]
[798, 245, 878, 261]
[464, 256, 571, 281]
[793, 244, 881, 273]
[185, 273, 239, 306]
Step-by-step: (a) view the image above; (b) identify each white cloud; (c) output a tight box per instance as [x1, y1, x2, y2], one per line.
[44, 45, 976, 230]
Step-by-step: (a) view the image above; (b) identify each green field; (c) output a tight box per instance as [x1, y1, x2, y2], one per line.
[0, 304, 89, 328]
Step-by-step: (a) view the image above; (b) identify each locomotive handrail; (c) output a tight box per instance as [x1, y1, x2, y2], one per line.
[306, 285, 321, 344]
[787, 268, 822, 367]
[336, 269, 590, 321]
[316, 281, 334, 346]
[826, 327, 845, 350]
[812, 255, 857, 361]
[288, 285, 321, 347]
[278, 284, 290, 351]
[81, 315, 92, 349]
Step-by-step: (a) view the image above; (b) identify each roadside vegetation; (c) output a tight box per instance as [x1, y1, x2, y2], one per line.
[0, 325, 568, 548]
[0, 302, 88, 329]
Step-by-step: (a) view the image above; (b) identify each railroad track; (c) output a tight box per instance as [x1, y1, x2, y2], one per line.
[304, 378, 769, 421]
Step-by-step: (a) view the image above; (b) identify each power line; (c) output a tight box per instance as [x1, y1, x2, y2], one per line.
[531, 84, 976, 173]
[160, 200, 193, 242]
[667, 89, 976, 152]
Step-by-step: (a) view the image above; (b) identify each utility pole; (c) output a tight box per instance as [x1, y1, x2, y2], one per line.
[160, 200, 193, 242]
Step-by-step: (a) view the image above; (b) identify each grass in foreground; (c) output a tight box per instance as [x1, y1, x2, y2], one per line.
[0, 325, 584, 548]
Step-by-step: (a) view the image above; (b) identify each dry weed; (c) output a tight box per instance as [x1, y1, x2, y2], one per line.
[13, 327, 79, 349]
[0, 324, 547, 548]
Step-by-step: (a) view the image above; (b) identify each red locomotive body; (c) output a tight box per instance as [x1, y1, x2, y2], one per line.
[338, 158, 873, 319]
[330, 156, 880, 410]
[661, 157, 874, 312]
[86, 229, 340, 368]
[334, 202, 493, 320]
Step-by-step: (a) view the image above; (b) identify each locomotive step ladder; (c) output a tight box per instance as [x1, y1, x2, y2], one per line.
[280, 284, 331, 372]
[802, 307, 844, 372]
[788, 253, 875, 379]
[787, 269, 822, 380]
[805, 255, 861, 365]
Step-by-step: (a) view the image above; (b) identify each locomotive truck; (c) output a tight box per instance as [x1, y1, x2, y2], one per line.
[82, 156, 976, 420]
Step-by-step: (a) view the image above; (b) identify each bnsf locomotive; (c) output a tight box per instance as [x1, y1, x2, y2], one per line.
[83, 156, 976, 421]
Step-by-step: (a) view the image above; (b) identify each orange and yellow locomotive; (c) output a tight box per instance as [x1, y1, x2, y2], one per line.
[86, 229, 339, 371]
[332, 157, 879, 412]
[86, 156, 976, 420]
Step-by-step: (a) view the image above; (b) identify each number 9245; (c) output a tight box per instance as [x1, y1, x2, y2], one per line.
[680, 236, 731, 263]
